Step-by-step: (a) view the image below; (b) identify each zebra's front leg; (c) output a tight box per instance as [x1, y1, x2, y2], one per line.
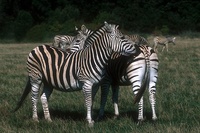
[112, 85, 119, 119]
[137, 97, 144, 125]
[40, 84, 53, 122]
[97, 83, 110, 121]
[82, 82, 94, 127]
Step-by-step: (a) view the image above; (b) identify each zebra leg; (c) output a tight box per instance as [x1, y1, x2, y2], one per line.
[82, 81, 94, 126]
[97, 83, 110, 121]
[149, 91, 157, 121]
[40, 84, 53, 122]
[166, 43, 169, 52]
[111, 85, 119, 119]
[153, 43, 158, 53]
[149, 64, 158, 121]
[30, 78, 42, 122]
[137, 96, 144, 124]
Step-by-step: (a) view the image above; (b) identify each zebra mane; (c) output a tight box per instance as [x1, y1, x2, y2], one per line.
[83, 23, 108, 48]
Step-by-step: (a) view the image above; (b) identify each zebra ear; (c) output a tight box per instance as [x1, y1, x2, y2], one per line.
[116, 25, 119, 29]
[75, 26, 78, 31]
[81, 25, 87, 34]
[104, 21, 112, 32]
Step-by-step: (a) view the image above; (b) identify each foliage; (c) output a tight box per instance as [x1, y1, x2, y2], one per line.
[0, 0, 200, 42]
[25, 23, 48, 42]
[14, 11, 33, 42]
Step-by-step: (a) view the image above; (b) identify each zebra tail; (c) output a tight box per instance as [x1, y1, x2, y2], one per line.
[133, 46, 150, 104]
[13, 78, 31, 112]
[133, 69, 149, 104]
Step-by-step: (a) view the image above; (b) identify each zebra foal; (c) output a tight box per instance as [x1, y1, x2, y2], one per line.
[153, 36, 176, 52]
[125, 34, 149, 46]
[14, 22, 142, 126]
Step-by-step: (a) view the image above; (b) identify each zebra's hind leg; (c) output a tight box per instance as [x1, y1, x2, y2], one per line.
[137, 97, 144, 125]
[40, 84, 53, 122]
[30, 78, 42, 122]
[149, 91, 157, 121]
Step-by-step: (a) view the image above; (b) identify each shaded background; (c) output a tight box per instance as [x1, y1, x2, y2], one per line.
[0, 0, 200, 42]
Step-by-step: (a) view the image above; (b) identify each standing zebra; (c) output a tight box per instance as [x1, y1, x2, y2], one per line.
[14, 22, 141, 126]
[125, 34, 149, 46]
[68, 27, 159, 123]
[153, 36, 176, 52]
[98, 45, 158, 123]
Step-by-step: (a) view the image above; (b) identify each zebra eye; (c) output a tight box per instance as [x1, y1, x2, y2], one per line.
[76, 40, 80, 42]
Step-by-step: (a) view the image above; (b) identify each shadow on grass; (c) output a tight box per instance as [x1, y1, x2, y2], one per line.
[38, 109, 85, 121]
[94, 110, 158, 124]
[38, 108, 158, 124]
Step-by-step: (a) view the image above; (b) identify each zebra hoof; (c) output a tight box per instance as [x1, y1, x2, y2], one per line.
[113, 115, 119, 120]
[32, 118, 39, 123]
[95, 115, 104, 122]
[46, 118, 52, 122]
[137, 119, 145, 126]
[88, 120, 94, 127]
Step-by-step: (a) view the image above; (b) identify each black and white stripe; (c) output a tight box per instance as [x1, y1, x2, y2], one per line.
[98, 45, 159, 123]
[67, 27, 159, 123]
[69, 25, 93, 52]
[53, 34, 75, 49]
[14, 22, 139, 126]
[125, 34, 149, 46]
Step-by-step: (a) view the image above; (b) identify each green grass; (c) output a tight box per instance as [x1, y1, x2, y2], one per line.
[0, 39, 199, 133]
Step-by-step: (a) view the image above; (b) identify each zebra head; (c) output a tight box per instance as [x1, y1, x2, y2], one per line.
[69, 25, 93, 52]
[104, 21, 136, 55]
[172, 37, 176, 45]
[166, 36, 176, 45]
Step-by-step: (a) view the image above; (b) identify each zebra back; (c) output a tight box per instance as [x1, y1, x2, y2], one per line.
[154, 36, 176, 45]
[53, 26, 78, 49]
[125, 34, 149, 46]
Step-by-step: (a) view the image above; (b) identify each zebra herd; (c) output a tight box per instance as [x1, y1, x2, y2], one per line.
[14, 21, 175, 126]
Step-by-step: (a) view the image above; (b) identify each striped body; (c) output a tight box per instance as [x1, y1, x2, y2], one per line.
[125, 34, 149, 46]
[53, 35, 74, 49]
[67, 27, 159, 123]
[98, 45, 159, 122]
[153, 36, 176, 52]
[14, 22, 137, 126]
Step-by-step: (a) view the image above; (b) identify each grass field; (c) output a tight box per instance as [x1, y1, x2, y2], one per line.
[0, 37, 199, 133]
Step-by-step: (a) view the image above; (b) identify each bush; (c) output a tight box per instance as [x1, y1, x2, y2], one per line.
[93, 11, 116, 25]
[160, 25, 169, 35]
[25, 24, 48, 42]
[14, 10, 33, 42]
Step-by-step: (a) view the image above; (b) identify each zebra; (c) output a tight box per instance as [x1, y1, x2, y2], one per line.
[98, 45, 159, 124]
[67, 27, 159, 123]
[125, 34, 149, 46]
[153, 36, 176, 52]
[68, 25, 93, 53]
[53, 35, 74, 49]
[14, 22, 143, 126]
[52, 26, 78, 49]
